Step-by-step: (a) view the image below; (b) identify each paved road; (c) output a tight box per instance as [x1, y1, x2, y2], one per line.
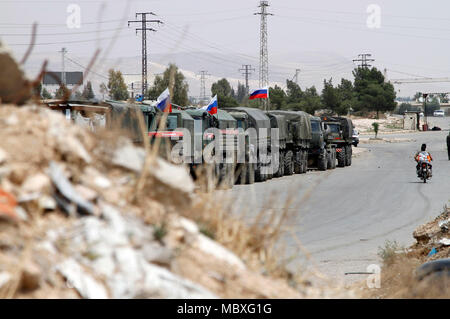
[218, 117, 450, 287]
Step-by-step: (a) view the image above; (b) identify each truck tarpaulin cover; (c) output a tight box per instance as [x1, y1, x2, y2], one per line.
[269, 110, 312, 141]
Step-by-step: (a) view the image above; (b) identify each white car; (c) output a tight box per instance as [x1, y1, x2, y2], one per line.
[433, 110, 445, 117]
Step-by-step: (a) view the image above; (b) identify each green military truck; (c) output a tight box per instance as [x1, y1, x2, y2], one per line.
[320, 116, 354, 167]
[307, 116, 336, 171]
[213, 110, 241, 188]
[223, 107, 272, 183]
[224, 109, 255, 184]
[268, 110, 312, 175]
[265, 113, 288, 178]
[185, 108, 237, 189]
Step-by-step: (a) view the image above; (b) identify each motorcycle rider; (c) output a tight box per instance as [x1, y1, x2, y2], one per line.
[414, 144, 433, 177]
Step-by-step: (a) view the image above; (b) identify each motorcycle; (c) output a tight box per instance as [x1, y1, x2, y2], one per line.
[418, 161, 432, 183]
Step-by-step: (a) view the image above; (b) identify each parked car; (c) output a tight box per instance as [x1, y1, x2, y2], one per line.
[352, 128, 359, 147]
[433, 110, 445, 117]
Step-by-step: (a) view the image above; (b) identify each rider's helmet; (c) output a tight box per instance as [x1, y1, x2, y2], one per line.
[421, 144, 427, 152]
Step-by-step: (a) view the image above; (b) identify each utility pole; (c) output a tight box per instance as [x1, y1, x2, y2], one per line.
[254, 1, 273, 110]
[353, 53, 375, 68]
[198, 70, 210, 106]
[239, 64, 255, 94]
[128, 12, 162, 97]
[59, 47, 67, 86]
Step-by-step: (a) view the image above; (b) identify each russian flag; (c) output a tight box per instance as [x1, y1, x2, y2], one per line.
[156, 88, 172, 113]
[249, 87, 269, 100]
[201, 95, 218, 115]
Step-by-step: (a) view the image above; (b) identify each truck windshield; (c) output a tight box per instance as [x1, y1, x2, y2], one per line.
[166, 115, 178, 131]
[311, 121, 320, 132]
[236, 119, 245, 129]
[328, 124, 340, 133]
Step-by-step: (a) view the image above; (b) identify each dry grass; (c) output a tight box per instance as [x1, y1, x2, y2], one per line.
[182, 188, 306, 283]
[362, 253, 450, 299]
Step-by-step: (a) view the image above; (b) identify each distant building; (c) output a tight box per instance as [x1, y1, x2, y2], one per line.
[42, 71, 83, 94]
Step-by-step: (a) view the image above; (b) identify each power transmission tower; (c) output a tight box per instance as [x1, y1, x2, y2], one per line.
[353, 53, 375, 68]
[294, 68, 301, 85]
[128, 13, 162, 96]
[239, 64, 255, 94]
[254, 1, 273, 110]
[198, 70, 210, 105]
[59, 47, 67, 86]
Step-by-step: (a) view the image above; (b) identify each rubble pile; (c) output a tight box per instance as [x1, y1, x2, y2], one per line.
[0, 104, 319, 299]
[411, 204, 450, 260]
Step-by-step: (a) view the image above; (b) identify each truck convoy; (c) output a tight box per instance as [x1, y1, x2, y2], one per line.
[44, 99, 356, 190]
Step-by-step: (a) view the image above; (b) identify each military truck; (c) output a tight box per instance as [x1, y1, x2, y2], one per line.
[265, 113, 288, 178]
[44, 99, 148, 144]
[223, 107, 272, 183]
[268, 110, 312, 175]
[223, 109, 255, 184]
[307, 116, 336, 171]
[321, 116, 354, 167]
[184, 108, 236, 189]
[213, 110, 241, 188]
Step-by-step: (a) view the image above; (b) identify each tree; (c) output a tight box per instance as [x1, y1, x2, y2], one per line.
[33, 82, 42, 97]
[41, 87, 52, 99]
[236, 82, 247, 103]
[284, 79, 321, 115]
[107, 69, 129, 101]
[82, 81, 95, 100]
[146, 64, 189, 106]
[438, 93, 449, 103]
[298, 86, 322, 115]
[99, 83, 108, 100]
[54, 84, 70, 99]
[336, 78, 355, 115]
[353, 67, 396, 118]
[211, 78, 238, 108]
[73, 90, 83, 100]
[285, 80, 303, 104]
[269, 85, 286, 110]
[321, 78, 340, 113]
[424, 96, 440, 116]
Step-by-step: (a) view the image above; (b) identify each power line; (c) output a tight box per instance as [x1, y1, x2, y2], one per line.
[128, 12, 163, 96]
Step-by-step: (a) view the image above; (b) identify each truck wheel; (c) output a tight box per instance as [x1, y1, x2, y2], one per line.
[345, 145, 352, 166]
[330, 149, 337, 169]
[318, 152, 327, 171]
[255, 163, 265, 182]
[302, 151, 308, 173]
[294, 150, 302, 174]
[224, 163, 235, 189]
[284, 151, 294, 176]
[246, 163, 255, 184]
[275, 152, 284, 178]
[337, 148, 346, 167]
[326, 151, 333, 170]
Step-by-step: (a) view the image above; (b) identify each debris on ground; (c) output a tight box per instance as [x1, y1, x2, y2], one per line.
[411, 205, 450, 261]
[360, 204, 450, 298]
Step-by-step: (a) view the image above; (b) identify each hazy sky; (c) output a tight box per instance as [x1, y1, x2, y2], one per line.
[2, 0, 450, 96]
